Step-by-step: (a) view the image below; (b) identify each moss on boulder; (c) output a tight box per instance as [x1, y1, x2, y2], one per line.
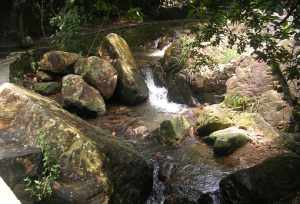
[74, 56, 118, 100]
[157, 116, 191, 146]
[0, 83, 152, 204]
[39, 51, 80, 74]
[33, 82, 61, 95]
[204, 127, 250, 156]
[100, 33, 149, 105]
[62, 74, 106, 116]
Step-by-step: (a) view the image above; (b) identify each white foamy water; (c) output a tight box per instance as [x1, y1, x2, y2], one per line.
[148, 43, 172, 58]
[144, 68, 186, 113]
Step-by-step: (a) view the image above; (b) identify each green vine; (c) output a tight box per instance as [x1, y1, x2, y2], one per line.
[24, 130, 60, 201]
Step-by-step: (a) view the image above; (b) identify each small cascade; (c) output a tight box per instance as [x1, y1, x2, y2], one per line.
[144, 68, 186, 113]
[146, 160, 166, 204]
[148, 43, 172, 58]
[210, 190, 221, 204]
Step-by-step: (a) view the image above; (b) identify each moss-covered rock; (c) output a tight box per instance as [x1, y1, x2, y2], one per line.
[157, 116, 191, 146]
[204, 127, 250, 156]
[33, 82, 61, 95]
[100, 33, 149, 105]
[39, 51, 80, 74]
[220, 153, 300, 203]
[74, 56, 118, 100]
[196, 108, 233, 137]
[0, 83, 152, 204]
[62, 74, 106, 116]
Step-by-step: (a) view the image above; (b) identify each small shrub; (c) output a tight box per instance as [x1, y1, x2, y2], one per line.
[126, 7, 144, 23]
[224, 95, 253, 111]
[24, 130, 60, 201]
[50, 7, 81, 52]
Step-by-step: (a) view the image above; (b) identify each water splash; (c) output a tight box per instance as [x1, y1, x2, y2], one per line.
[148, 43, 172, 58]
[144, 68, 186, 113]
[146, 160, 166, 204]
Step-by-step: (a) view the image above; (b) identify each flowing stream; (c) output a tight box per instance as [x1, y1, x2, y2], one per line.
[144, 67, 186, 114]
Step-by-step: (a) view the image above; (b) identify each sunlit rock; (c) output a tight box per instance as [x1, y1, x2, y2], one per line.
[62, 74, 106, 116]
[157, 116, 191, 146]
[0, 83, 153, 204]
[100, 33, 149, 105]
[204, 127, 250, 156]
[74, 56, 118, 100]
[39, 51, 79, 74]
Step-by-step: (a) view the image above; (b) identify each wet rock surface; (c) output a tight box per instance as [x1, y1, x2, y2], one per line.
[220, 153, 300, 204]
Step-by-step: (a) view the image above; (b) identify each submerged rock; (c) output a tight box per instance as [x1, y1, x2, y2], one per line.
[204, 127, 250, 156]
[0, 83, 152, 203]
[39, 51, 80, 74]
[74, 56, 118, 100]
[157, 116, 191, 146]
[100, 33, 149, 105]
[33, 81, 61, 95]
[62, 74, 106, 116]
[220, 153, 300, 203]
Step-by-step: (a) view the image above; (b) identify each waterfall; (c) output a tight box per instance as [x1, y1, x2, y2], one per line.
[144, 68, 186, 113]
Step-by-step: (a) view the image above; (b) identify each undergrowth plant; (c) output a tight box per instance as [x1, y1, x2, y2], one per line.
[224, 95, 254, 111]
[127, 7, 144, 23]
[24, 130, 60, 201]
[50, 7, 81, 52]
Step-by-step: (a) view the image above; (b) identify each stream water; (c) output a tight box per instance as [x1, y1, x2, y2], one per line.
[0, 34, 232, 204]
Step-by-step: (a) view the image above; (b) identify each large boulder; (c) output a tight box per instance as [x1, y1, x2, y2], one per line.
[62, 74, 106, 116]
[226, 56, 275, 97]
[74, 56, 118, 100]
[0, 83, 153, 204]
[220, 153, 300, 204]
[157, 116, 191, 146]
[257, 90, 293, 130]
[100, 33, 149, 105]
[204, 127, 250, 156]
[39, 51, 80, 74]
[167, 73, 197, 106]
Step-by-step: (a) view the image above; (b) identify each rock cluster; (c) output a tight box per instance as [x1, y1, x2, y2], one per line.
[27, 33, 149, 117]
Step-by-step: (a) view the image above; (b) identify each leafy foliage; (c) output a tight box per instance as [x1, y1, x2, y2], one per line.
[189, 0, 300, 81]
[50, 7, 81, 52]
[24, 130, 60, 201]
[127, 7, 144, 22]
